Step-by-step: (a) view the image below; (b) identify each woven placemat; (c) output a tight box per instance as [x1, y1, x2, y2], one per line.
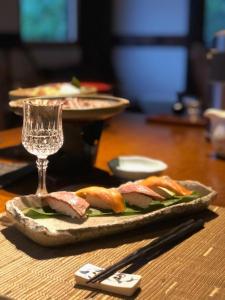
[0, 206, 225, 300]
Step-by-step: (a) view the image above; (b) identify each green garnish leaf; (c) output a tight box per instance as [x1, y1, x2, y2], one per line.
[71, 76, 81, 88]
[87, 208, 113, 217]
[126, 200, 164, 214]
[24, 207, 61, 219]
[23, 192, 201, 219]
[160, 192, 200, 207]
[123, 206, 142, 215]
[87, 207, 141, 217]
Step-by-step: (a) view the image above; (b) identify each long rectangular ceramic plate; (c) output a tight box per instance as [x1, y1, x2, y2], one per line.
[5, 180, 216, 247]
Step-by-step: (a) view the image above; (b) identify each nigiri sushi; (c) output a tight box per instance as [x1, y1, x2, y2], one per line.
[139, 176, 192, 196]
[44, 191, 90, 219]
[75, 186, 125, 213]
[118, 182, 164, 208]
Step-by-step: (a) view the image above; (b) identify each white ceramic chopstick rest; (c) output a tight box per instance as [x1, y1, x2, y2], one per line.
[75, 263, 141, 296]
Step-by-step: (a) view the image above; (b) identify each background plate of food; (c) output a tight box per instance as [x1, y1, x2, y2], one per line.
[9, 94, 129, 122]
[9, 81, 97, 100]
[8, 95, 129, 169]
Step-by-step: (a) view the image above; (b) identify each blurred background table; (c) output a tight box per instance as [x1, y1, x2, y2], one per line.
[0, 111, 224, 212]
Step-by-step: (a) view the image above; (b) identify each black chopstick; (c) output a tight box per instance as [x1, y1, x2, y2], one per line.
[87, 218, 204, 283]
[87, 219, 195, 283]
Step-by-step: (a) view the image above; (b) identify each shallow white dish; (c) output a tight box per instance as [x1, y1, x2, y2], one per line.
[5, 180, 216, 247]
[108, 156, 168, 180]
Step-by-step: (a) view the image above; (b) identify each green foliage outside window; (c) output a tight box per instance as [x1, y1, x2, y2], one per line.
[20, 0, 67, 42]
[205, 0, 225, 47]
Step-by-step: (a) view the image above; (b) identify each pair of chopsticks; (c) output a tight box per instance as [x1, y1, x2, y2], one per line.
[87, 218, 204, 284]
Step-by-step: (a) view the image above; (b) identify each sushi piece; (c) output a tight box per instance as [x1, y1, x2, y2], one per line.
[75, 186, 125, 213]
[44, 191, 90, 219]
[118, 182, 164, 208]
[139, 176, 192, 196]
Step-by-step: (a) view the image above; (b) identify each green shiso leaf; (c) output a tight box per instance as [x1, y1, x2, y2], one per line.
[71, 76, 81, 88]
[123, 206, 142, 215]
[23, 192, 201, 219]
[87, 208, 113, 217]
[87, 207, 141, 217]
[126, 200, 164, 214]
[24, 206, 61, 219]
[162, 192, 200, 207]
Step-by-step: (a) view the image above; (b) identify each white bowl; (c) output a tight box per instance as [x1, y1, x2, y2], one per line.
[108, 155, 168, 180]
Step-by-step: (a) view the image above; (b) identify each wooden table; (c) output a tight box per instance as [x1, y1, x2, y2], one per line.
[0, 112, 225, 299]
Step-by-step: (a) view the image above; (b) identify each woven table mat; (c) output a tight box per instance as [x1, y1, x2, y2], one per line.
[0, 206, 225, 300]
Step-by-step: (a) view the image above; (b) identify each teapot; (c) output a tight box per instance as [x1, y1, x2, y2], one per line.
[204, 108, 225, 158]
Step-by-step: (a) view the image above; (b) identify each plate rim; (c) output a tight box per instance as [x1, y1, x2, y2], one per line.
[9, 94, 129, 121]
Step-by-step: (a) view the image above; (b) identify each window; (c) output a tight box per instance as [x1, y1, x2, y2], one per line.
[112, 0, 189, 113]
[20, 0, 77, 43]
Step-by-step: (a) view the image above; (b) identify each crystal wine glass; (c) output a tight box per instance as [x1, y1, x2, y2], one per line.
[22, 98, 64, 196]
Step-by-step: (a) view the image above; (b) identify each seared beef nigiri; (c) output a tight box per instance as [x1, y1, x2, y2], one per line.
[75, 186, 125, 213]
[44, 191, 90, 219]
[118, 182, 164, 208]
[139, 176, 192, 196]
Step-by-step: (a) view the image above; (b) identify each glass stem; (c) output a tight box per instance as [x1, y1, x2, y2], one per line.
[36, 158, 48, 196]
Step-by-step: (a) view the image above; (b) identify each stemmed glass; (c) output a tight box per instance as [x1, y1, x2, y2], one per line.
[22, 98, 64, 196]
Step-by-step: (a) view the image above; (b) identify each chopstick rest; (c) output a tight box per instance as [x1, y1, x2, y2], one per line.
[75, 263, 141, 296]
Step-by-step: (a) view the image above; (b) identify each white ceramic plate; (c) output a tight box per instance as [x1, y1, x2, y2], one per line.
[5, 180, 216, 247]
[108, 156, 168, 180]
